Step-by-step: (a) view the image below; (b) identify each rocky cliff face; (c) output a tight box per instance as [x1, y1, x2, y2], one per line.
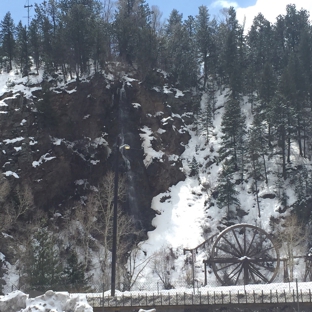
[0, 68, 193, 237]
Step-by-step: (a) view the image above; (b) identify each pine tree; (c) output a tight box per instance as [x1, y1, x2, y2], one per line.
[216, 162, 240, 218]
[179, 15, 198, 88]
[219, 91, 246, 172]
[15, 22, 30, 76]
[292, 165, 312, 222]
[246, 14, 273, 106]
[114, 0, 155, 70]
[198, 93, 213, 143]
[247, 13, 273, 74]
[24, 228, 63, 291]
[237, 123, 247, 182]
[271, 15, 287, 73]
[288, 53, 307, 157]
[284, 4, 310, 54]
[257, 62, 276, 146]
[163, 10, 197, 88]
[0, 12, 15, 71]
[248, 114, 268, 184]
[28, 20, 41, 73]
[63, 249, 89, 291]
[195, 5, 214, 88]
[33, 1, 56, 72]
[221, 7, 244, 95]
[92, 18, 111, 72]
[297, 31, 312, 158]
[60, 0, 102, 76]
[247, 115, 269, 217]
[190, 156, 199, 177]
[269, 95, 287, 180]
[274, 167, 289, 208]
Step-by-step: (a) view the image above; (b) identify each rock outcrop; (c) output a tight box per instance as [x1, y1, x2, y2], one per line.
[0, 69, 193, 237]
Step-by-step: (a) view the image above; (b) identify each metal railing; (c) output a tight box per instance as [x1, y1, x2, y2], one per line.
[86, 280, 312, 308]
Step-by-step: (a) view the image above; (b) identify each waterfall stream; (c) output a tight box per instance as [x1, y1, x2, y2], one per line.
[117, 81, 143, 220]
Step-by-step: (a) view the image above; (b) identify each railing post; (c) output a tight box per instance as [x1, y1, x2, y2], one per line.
[296, 278, 300, 312]
[283, 259, 289, 283]
[102, 283, 104, 312]
[204, 262, 207, 286]
[262, 290, 264, 304]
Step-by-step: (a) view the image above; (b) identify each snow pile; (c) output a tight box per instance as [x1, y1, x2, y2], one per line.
[0, 290, 93, 312]
[0, 290, 27, 312]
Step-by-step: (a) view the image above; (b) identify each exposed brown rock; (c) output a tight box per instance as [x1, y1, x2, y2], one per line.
[0, 71, 191, 235]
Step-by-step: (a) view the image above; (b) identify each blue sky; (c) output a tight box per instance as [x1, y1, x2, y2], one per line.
[1, 0, 312, 31]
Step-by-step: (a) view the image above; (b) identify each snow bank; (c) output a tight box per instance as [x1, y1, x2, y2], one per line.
[0, 290, 93, 312]
[0, 290, 27, 312]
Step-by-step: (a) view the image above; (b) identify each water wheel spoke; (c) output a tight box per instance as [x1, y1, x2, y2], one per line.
[216, 261, 240, 272]
[234, 264, 244, 285]
[246, 230, 258, 255]
[250, 245, 276, 258]
[250, 260, 276, 272]
[214, 244, 240, 258]
[221, 262, 243, 284]
[217, 236, 241, 257]
[248, 234, 269, 256]
[248, 266, 259, 284]
[249, 262, 270, 283]
[232, 229, 244, 254]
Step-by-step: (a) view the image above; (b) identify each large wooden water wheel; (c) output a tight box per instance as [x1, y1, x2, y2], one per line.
[210, 224, 280, 285]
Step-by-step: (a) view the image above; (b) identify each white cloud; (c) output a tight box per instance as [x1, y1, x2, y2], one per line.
[236, 0, 312, 32]
[212, 0, 239, 9]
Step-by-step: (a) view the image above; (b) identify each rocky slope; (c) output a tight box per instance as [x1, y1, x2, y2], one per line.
[0, 66, 193, 270]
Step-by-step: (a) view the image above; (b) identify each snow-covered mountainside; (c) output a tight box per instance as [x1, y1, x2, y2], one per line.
[135, 89, 303, 289]
[0, 65, 310, 295]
